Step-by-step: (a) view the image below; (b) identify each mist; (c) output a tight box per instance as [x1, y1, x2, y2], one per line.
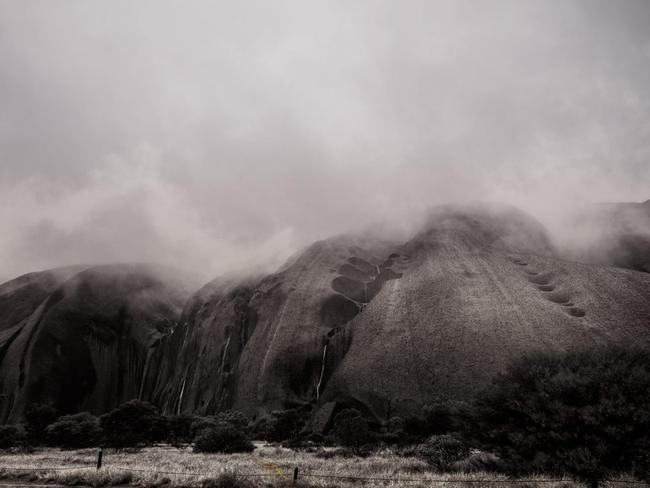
[1, 1, 649, 282]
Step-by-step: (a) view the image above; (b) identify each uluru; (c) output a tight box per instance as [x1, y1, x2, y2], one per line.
[2, 203, 648, 428]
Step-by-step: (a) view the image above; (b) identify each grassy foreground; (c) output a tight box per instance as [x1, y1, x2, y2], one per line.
[0, 444, 639, 488]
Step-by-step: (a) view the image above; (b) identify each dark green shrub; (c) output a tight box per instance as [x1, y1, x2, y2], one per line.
[416, 434, 470, 471]
[201, 473, 255, 488]
[193, 425, 255, 453]
[402, 401, 470, 442]
[0, 424, 27, 449]
[24, 403, 57, 443]
[402, 414, 428, 440]
[263, 408, 308, 443]
[469, 345, 650, 487]
[422, 400, 469, 435]
[190, 416, 219, 438]
[331, 408, 373, 447]
[45, 412, 102, 448]
[216, 410, 249, 430]
[100, 400, 159, 447]
[167, 414, 197, 444]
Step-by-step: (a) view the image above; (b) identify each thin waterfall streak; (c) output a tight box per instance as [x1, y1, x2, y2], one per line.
[316, 343, 328, 400]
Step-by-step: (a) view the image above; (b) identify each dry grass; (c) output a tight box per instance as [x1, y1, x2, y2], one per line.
[0, 445, 641, 488]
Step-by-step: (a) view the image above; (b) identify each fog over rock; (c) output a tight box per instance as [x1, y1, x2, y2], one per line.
[1, 2, 650, 425]
[152, 205, 650, 425]
[1, 1, 650, 282]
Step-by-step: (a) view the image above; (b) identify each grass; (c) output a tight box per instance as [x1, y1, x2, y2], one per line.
[0, 445, 642, 488]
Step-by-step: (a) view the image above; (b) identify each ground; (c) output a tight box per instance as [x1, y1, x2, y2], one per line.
[0, 444, 644, 488]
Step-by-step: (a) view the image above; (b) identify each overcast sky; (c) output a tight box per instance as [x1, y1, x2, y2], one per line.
[1, 1, 649, 282]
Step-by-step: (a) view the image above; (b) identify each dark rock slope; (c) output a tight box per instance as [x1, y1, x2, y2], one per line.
[153, 204, 650, 425]
[0, 265, 189, 422]
[1, 203, 649, 426]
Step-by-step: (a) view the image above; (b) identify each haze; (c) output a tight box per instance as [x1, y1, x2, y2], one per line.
[1, 1, 649, 282]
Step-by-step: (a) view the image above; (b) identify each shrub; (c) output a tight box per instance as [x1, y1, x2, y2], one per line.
[452, 451, 505, 473]
[167, 414, 197, 444]
[263, 408, 308, 443]
[190, 416, 219, 438]
[422, 400, 469, 435]
[331, 408, 373, 447]
[193, 425, 255, 453]
[45, 412, 102, 448]
[402, 415, 428, 440]
[100, 400, 159, 447]
[201, 473, 255, 488]
[416, 434, 470, 471]
[0, 425, 27, 449]
[402, 401, 470, 441]
[216, 410, 249, 430]
[468, 345, 650, 487]
[24, 403, 57, 443]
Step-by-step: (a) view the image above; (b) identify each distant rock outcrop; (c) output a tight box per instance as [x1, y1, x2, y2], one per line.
[0, 265, 189, 422]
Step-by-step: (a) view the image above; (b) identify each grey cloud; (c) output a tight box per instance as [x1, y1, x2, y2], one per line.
[1, 0, 649, 281]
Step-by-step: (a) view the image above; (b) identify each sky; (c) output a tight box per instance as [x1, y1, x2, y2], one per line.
[1, 1, 650, 282]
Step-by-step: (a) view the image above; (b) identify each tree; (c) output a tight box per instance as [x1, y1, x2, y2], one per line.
[332, 408, 373, 447]
[24, 403, 57, 443]
[193, 424, 255, 453]
[469, 345, 650, 487]
[100, 400, 160, 447]
[263, 408, 308, 443]
[46, 412, 102, 448]
[167, 414, 197, 445]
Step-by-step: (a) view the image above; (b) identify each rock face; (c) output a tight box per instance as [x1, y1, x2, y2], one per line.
[152, 204, 650, 425]
[0, 265, 189, 422]
[1, 203, 650, 426]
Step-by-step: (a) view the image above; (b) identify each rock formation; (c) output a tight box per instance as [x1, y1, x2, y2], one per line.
[1, 203, 649, 426]
[0, 264, 189, 422]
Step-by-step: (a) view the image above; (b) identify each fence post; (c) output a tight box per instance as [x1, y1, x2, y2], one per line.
[96, 449, 103, 470]
[293, 467, 298, 484]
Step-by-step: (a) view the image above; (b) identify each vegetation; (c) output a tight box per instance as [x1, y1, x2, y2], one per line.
[23, 403, 57, 443]
[401, 400, 469, 442]
[468, 345, 650, 487]
[259, 408, 309, 443]
[2, 345, 648, 488]
[167, 414, 198, 445]
[100, 400, 162, 447]
[193, 424, 255, 454]
[45, 412, 102, 448]
[331, 408, 373, 447]
[0, 424, 27, 449]
[215, 410, 249, 431]
[415, 434, 470, 471]
[201, 472, 255, 488]
[0, 444, 599, 488]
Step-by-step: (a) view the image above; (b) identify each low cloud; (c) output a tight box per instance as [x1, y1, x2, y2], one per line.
[1, 1, 649, 282]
